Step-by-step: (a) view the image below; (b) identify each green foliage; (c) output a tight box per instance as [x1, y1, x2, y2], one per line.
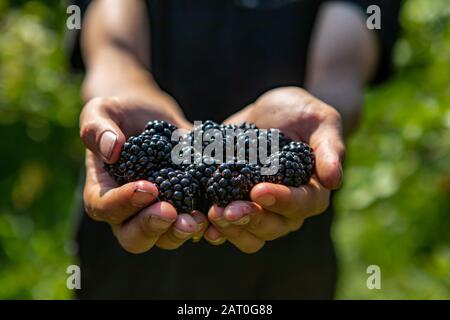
[0, 0, 82, 299]
[0, 0, 448, 299]
[335, 0, 450, 299]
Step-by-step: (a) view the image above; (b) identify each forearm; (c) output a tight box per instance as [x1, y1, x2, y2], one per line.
[305, 2, 379, 138]
[306, 76, 363, 138]
[81, 47, 183, 121]
[80, 0, 185, 122]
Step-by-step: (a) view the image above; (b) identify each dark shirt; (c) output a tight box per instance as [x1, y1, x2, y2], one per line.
[69, 0, 400, 299]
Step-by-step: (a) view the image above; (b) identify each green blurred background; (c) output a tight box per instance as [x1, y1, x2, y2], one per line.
[0, 0, 449, 299]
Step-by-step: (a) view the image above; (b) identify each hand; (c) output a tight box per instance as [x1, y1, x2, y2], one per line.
[204, 87, 345, 253]
[80, 96, 208, 253]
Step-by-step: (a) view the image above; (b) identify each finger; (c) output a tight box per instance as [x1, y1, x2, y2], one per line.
[112, 201, 177, 254]
[84, 151, 159, 224]
[204, 225, 227, 245]
[223, 201, 295, 241]
[191, 210, 209, 243]
[156, 213, 200, 250]
[208, 205, 265, 254]
[309, 111, 345, 189]
[80, 97, 126, 163]
[250, 180, 330, 219]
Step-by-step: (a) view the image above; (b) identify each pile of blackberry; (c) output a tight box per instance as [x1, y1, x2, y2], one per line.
[104, 120, 315, 212]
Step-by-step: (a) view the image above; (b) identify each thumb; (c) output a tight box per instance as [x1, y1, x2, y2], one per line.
[80, 97, 126, 164]
[310, 122, 345, 190]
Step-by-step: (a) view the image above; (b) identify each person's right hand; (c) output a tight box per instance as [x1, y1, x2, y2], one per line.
[80, 96, 208, 254]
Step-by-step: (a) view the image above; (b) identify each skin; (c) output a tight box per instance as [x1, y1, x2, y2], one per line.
[203, 2, 379, 251]
[79, 0, 378, 254]
[80, 0, 205, 253]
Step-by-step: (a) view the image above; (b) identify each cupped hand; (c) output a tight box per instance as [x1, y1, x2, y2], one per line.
[204, 86, 345, 253]
[80, 97, 207, 253]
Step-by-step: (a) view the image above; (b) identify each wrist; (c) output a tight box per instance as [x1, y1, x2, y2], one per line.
[82, 69, 189, 129]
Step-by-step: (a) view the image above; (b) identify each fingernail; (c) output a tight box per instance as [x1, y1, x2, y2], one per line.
[195, 222, 204, 233]
[225, 203, 252, 221]
[211, 208, 229, 228]
[149, 215, 174, 230]
[215, 217, 230, 228]
[232, 215, 250, 226]
[208, 236, 226, 245]
[173, 228, 193, 240]
[131, 189, 156, 207]
[257, 194, 276, 207]
[190, 213, 205, 232]
[99, 131, 117, 161]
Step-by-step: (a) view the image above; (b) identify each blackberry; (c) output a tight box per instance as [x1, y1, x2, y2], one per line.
[206, 162, 256, 207]
[144, 120, 177, 139]
[236, 122, 258, 130]
[148, 168, 200, 213]
[232, 128, 291, 164]
[282, 141, 313, 154]
[183, 156, 218, 212]
[219, 123, 238, 134]
[200, 120, 222, 131]
[187, 120, 223, 156]
[282, 141, 315, 177]
[263, 129, 291, 149]
[103, 118, 315, 211]
[104, 132, 175, 185]
[185, 156, 219, 189]
[262, 150, 313, 187]
[184, 123, 289, 165]
[278, 132, 292, 148]
[249, 163, 264, 185]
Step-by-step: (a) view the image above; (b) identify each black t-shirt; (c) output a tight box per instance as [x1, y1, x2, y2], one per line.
[69, 0, 400, 299]
[69, 0, 400, 121]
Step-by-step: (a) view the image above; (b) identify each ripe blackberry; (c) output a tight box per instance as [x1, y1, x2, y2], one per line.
[263, 129, 291, 149]
[232, 128, 291, 164]
[186, 120, 223, 156]
[206, 162, 256, 207]
[104, 119, 315, 211]
[219, 123, 237, 134]
[104, 132, 175, 185]
[147, 168, 200, 213]
[200, 120, 222, 131]
[236, 122, 258, 130]
[278, 132, 292, 148]
[282, 141, 315, 177]
[249, 163, 264, 185]
[182, 156, 218, 212]
[144, 120, 177, 139]
[282, 141, 313, 154]
[185, 156, 219, 189]
[262, 150, 313, 187]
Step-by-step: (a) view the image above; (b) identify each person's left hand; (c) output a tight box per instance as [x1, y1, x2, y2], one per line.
[203, 87, 345, 253]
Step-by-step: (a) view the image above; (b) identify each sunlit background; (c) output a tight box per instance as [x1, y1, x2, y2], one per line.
[0, 0, 449, 299]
